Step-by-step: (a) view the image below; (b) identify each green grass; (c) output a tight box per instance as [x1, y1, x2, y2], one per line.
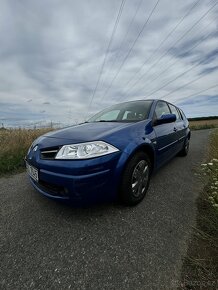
[0, 128, 52, 175]
[180, 129, 218, 289]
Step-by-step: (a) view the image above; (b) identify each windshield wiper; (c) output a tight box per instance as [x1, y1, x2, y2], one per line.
[95, 120, 120, 122]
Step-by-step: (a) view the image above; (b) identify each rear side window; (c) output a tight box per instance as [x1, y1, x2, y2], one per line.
[168, 104, 180, 120]
[178, 108, 183, 120]
[180, 109, 187, 120]
[154, 101, 171, 119]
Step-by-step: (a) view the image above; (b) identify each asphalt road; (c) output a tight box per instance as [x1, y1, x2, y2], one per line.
[0, 130, 211, 290]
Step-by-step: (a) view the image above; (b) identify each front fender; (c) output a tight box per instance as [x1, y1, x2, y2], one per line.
[111, 138, 156, 196]
[122, 137, 154, 156]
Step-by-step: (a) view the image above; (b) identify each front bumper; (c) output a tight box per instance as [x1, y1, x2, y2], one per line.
[26, 150, 127, 204]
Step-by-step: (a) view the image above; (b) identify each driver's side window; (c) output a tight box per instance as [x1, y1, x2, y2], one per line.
[154, 101, 170, 119]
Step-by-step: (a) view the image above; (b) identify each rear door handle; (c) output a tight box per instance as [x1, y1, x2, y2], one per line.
[174, 127, 177, 132]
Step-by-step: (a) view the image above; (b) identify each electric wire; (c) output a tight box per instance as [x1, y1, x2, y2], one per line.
[123, 1, 217, 98]
[100, 0, 161, 102]
[86, 0, 126, 115]
[132, 26, 215, 98]
[121, 0, 202, 95]
[100, 0, 144, 88]
[172, 84, 218, 103]
[144, 53, 214, 98]
[160, 73, 206, 100]
[116, 27, 215, 103]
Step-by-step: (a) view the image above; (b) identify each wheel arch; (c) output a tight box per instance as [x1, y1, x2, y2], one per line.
[118, 143, 154, 205]
[124, 143, 155, 173]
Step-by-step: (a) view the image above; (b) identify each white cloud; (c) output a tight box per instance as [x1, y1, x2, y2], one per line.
[0, 0, 217, 126]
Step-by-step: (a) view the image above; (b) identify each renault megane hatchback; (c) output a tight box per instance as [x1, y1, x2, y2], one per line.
[26, 99, 190, 205]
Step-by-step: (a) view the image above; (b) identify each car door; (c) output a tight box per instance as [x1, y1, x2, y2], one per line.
[168, 104, 186, 152]
[152, 101, 178, 167]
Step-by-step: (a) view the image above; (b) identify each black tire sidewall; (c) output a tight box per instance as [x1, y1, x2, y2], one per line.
[184, 138, 189, 154]
[179, 137, 189, 156]
[119, 151, 151, 205]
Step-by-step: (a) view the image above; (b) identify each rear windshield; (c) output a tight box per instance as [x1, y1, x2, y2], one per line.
[88, 100, 153, 123]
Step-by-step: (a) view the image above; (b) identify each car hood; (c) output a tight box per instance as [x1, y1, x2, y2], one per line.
[43, 122, 136, 142]
[36, 120, 152, 151]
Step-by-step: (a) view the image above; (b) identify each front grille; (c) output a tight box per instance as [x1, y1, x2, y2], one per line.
[40, 147, 59, 159]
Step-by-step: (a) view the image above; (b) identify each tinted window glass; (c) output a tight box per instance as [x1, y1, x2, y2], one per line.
[94, 110, 120, 121]
[180, 109, 187, 120]
[178, 108, 183, 120]
[155, 101, 170, 119]
[88, 101, 153, 122]
[169, 104, 180, 120]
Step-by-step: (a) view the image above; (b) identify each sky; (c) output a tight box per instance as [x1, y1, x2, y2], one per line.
[0, 0, 217, 127]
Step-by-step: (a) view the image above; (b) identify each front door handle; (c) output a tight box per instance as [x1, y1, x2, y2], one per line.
[174, 127, 177, 132]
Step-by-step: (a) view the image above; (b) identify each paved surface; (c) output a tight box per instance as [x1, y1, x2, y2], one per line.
[0, 130, 211, 290]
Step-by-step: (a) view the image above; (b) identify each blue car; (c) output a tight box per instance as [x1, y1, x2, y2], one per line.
[26, 99, 190, 205]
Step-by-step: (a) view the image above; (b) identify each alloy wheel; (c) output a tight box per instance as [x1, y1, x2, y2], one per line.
[131, 160, 149, 198]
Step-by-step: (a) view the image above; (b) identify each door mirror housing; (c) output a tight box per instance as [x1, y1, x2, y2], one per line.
[154, 114, 176, 125]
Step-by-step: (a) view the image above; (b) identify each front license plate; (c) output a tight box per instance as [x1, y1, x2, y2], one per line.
[26, 163, 39, 182]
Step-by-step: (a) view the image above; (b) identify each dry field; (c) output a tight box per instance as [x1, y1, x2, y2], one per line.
[189, 119, 218, 130]
[0, 128, 52, 175]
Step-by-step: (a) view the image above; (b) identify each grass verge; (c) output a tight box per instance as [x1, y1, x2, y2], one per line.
[0, 128, 52, 176]
[179, 129, 218, 289]
[189, 119, 218, 131]
[189, 124, 216, 131]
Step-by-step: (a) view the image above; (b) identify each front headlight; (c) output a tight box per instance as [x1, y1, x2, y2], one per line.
[55, 141, 119, 159]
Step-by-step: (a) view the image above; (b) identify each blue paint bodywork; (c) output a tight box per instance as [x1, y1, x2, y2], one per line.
[26, 99, 190, 204]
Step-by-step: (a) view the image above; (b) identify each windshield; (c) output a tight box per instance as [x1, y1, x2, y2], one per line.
[88, 100, 153, 123]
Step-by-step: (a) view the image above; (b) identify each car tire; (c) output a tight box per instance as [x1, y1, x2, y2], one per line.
[179, 137, 190, 156]
[119, 151, 151, 206]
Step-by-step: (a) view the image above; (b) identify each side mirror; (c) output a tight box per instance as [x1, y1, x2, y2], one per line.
[155, 113, 176, 125]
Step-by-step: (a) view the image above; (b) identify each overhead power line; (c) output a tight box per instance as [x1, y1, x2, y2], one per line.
[123, 0, 217, 97]
[87, 0, 126, 114]
[144, 51, 215, 98]
[116, 21, 215, 103]
[160, 73, 206, 99]
[154, 84, 218, 119]
[100, 0, 161, 101]
[100, 0, 144, 89]
[132, 26, 215, 97]
[121, 0, 202, 95]
[173, 84, 218, 103]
